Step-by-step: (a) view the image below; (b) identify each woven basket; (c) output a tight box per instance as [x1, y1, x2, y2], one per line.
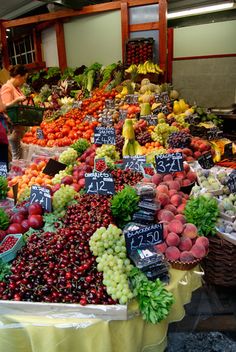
[202, 234, 236, 287]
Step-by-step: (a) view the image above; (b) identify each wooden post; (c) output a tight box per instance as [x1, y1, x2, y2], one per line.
[0, 22, 10, 68]
[55, 21, 67, 70]
[121, 0, 129, 63]
[33, 28, 43, 64]
[159, 0, 167, 78]
[167, 27, 174, 83]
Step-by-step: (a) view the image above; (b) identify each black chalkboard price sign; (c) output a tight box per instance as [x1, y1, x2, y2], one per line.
[198, 152, 214, 169]
[85, 172, 115, 195]
[227, 172, 236, 193]
[36, 128, 44, 140]
[142, 115, 158, 126]
[125, 94, 139, 104]
[125, 223, 163, 254]
[30, 185, 52, 212]
[223, 143, 233, 159]
[43, 158, 67, 177]
[123, 156, 146, 172]
[155, 152, 184, 174]
[94, 127, 116, 145]
[0, 162, 7, 177]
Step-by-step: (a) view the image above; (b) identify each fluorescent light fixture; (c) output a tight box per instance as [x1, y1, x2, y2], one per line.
[6, 29, 11, 32]
[167, 2, 234, 19]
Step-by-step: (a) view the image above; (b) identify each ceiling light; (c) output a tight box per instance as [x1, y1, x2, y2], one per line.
[6, 29, 11, 32]
[167, 2, 234, 19]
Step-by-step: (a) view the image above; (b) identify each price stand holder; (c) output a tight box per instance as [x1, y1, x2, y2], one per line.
[94, 127, 116, 145]
[123, 156, 146, 172]
[227, 172, 236, 193]
[0, 162, 7, 177]
[198, 152, 214, 169]
[36, 128, 44, 140]
[142, 115, 158, 126]
[30, 185, 52, 212]
[105, 99, 115, 109]
[119, 109, 128, 121]
[155, 152, 184, 174]
[43, 159, 67, 177]
[85, 172, 115, 195]
[125, 94, 139, 105]
[125, 224, 163, 254]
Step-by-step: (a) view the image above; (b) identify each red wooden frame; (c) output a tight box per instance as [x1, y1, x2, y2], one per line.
[173, 53, 236, 60]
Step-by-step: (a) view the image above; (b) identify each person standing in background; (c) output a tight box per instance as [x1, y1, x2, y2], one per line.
[0, 95, 10, 168]
[1, 64, 28, 159]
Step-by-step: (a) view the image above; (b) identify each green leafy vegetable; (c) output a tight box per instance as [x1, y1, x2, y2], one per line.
[71, 138, 90, 156]
[129, 267, 174, 324]
[0, 260, 12, 282]
[111, 186, 139, 227]
[0, 209, 10, 230]
[99, 63, 117, 88]
[43, 213, 63, 232]
[184, 195, 219, 236]
[45, 67, 61, 79]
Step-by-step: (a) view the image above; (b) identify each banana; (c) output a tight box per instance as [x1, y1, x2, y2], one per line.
[122, 119, 135, 139]
[133, 140, 143, 155]
[210, 141, 221, 162]
[122, 139, 130, 156]
[128, 141, 135, 156]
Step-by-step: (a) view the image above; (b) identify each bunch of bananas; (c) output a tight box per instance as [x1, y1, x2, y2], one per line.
[122, 119, 142, 156]
[125, 61, 163, 75]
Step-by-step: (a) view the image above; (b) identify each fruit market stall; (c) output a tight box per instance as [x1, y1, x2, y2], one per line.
[0, 61, 236, 352]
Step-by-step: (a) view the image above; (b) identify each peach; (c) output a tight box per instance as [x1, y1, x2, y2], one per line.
[186, 171, 197, 183]
[178, 236, 192, 251]
[163, 174, 173, 182]
[186, 156, 195, 162]
[180, 251, 195, 263]
[183, 162, 191, 172]
[156, 184, 169, 195]
[169, 189, 178, 197]
[191, 244, 206, 259]
[174, 171, 185, 180]
[158, 210, 175, 222]
[183, 223, 198, 239]
[151, 174, 163, 185]
[193, 151, 202, 159]
[163, 223, 169, 239]
[170, 194, 182, 207]
[157, 193, 170, 207]
[155, 242, 167, 254]
[165, 246, 180, 261]
[177, 204, 186, 214]
[167, 181, 180, 191]
[166, 232, 180, 247]
[175, 214, 186, 224]
[182, 179, 191, 187]
[195, 236, 209, 249]
[168, 220, 184, 234]
[164, 204, 177, 214]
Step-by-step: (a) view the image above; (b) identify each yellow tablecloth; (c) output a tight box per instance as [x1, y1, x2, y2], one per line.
[0, 267, 202, 352]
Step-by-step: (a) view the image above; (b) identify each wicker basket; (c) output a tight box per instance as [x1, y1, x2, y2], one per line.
[6, 104, 45, 126]
[202, 234, 236, 286]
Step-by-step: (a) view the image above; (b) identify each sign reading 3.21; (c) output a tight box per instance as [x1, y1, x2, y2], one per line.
[155, 152, 184, 173]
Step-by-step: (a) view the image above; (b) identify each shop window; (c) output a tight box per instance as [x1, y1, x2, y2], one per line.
[9, 35, 35, 65]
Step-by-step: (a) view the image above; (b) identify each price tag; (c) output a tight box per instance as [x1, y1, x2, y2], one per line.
[119, 109, 127, 121]
[223, 143, 233, 159]
[36, 128, 44, 140]
[161, 92, 170, 104]
[142, 115, 158, 126]
[94, 127, 116, 145]
[227, 172, 236, 193]
[207, 128, 223, 140]
[30, 185, 52, 212]
[125, 94, 139, 104]
[123, 156, 146, 172]
[161, 106, 169, 115]
[198, 152, 214, 169]
[101, 114, 113, 127]
[155, 152, 184, 174]
[43, 158, 67, 177]
[186, 114, 200, 125]
[72, 101, 82, 109]
[125, 223, 163, 254]
[0, 162, 7, 177]
[105, 99, 115, 109]
[85, 172, 115, 195]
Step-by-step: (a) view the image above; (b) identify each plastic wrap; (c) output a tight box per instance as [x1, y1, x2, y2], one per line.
[21, 143, 68, 161]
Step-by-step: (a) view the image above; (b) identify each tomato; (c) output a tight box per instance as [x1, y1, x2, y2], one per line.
[47, 133, 55, 140]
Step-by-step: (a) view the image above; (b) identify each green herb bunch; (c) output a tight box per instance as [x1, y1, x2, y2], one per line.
[129, 267, 174, 324]
[111, 186, 139, 228]
[0, 209, 10, 230]
[184, 195, 219, 236]
[0, 176, 9, 200]
[0, 260, 12, 282]
[71, 138, 90, 156]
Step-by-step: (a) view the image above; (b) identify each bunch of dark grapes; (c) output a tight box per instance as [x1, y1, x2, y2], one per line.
[136, 130, 152, 146]
[167, 131, 192, 148]
[115, 133, 124, 154]
[166, 117, 175, 126]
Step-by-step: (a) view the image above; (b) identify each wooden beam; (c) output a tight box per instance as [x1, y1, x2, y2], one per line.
[0, 22, 10, 68]
[167, 27, 174, 83]
[2, 2, 121, 28]
[33, 28, 43, 64]
[121, 1, 129, 63]
[127, 0, 159, 7]
[55, 22, 67, 71]
[159, 0, 167, 78]
[129, 22, 159, 32]
[36, 21, 55, 32]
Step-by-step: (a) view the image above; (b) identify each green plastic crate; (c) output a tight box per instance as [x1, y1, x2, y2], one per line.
[0, 234, 24, 263]
[6, 105, 45, 126]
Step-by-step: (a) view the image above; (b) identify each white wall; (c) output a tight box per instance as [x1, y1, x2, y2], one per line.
[41, 27, 59, 67]
[174, 20, 236, 58]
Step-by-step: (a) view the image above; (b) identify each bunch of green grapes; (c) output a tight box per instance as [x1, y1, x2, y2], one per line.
[52, 185, 77, 217]
[58, 148, 78, 166]
[175, 115, 189, 128]
[18, 187, 31, 202]
[95, 145, 120, 163]
[52, 166, 73, 185]
[89, 224, 134, 304]
[151, 123, 178, 146]
[146, 148, 167, 164]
